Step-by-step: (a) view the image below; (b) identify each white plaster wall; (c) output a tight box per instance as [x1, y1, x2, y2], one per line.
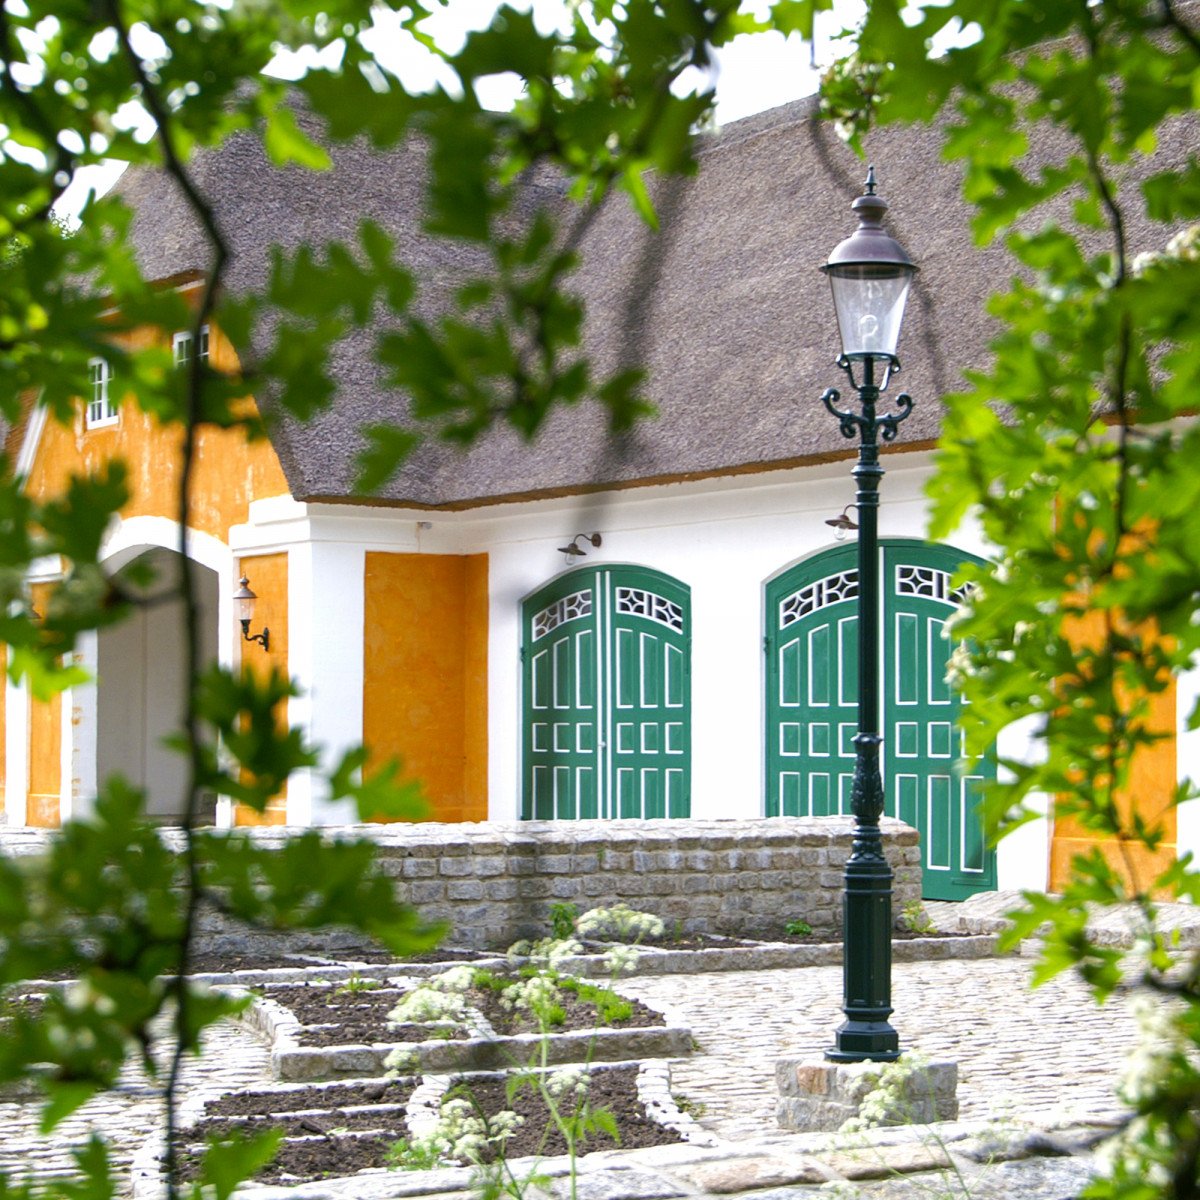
[279, 449, 1042, 889]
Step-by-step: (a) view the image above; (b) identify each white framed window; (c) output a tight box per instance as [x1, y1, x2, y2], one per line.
[86, 357, 117, 428]
[173, 324, 210, 368]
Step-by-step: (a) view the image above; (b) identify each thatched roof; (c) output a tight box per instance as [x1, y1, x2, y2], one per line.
[115, 92, 1192, 508]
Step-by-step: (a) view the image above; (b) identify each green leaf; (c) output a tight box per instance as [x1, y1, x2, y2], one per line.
[262, 103, 332, 171]
[355, 425, 422, 494]
[197, 1128, 283, 1200]
[39, 1081, 101, 1134]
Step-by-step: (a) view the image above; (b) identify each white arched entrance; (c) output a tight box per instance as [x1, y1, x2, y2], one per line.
[96, 547, 221, 823]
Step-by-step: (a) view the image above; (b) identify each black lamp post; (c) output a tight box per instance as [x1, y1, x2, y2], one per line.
[820, 166, 917, 1063]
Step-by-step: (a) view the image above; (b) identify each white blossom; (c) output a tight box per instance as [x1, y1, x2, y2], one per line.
[545, 1066, 590, 1099]
[603, 943, 642, 974]
[575, 903, 664, 942]
[402, 1093, 524, 1167]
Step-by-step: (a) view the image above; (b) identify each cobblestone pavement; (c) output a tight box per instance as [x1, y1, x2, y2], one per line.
[618, 954, 1132, 1141]
[0, 1016, 276, 1192]
[0, 954, 1137, 1199]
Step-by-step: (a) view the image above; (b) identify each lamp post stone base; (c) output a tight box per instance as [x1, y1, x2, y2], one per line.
[776, 1058, 958, 1132]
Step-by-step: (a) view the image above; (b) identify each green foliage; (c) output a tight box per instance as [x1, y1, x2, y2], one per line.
[899, 903, 934, 937]
[0, 0, 755, 1186]
[558, 976, 633, 1026]
[821, 2, 1200, 1197]
[548, 903, 579, 941]
[196, 1129, 284, 1200]
[336, 973, 380, 995]
[785, 918, 813, 937]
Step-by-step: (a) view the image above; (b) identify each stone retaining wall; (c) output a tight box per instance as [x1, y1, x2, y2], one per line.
[0, 817, 923, 953]
[201, 817, 922, 951]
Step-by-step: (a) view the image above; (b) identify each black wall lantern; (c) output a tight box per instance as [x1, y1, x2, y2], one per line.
[233, 575, 270, 652]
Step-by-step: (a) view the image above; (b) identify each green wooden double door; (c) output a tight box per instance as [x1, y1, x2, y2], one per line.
[765, 541, 996, 900]
[521, 566, 690, 820]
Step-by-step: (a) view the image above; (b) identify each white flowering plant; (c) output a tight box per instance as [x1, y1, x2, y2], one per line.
[386, 926, 648, 1197]
[390, 1093, 525, 1170]
[574, 903, 665, 944]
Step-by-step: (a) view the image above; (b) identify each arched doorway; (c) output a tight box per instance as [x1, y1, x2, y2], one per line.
[765, 540, 996, 900]
[521, 565, 691, 820]
[97, 548, 219, 823]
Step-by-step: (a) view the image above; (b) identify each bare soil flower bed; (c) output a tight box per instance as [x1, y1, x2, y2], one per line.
[182, 1066, 679, 1183]
[584, 931, 757, 950]
[204, 1080, 415, 1116]
[181, 1133, 401, 1184]
[263, 977, 665, 1046]
[755, 927, 973, 945]
[450, 1065, 682, 1162]
[474, 984, 665, 1036]
[262, 984, 468, 1047]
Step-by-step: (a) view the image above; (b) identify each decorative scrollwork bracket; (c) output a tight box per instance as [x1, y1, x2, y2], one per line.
[821, 387, 864, 440]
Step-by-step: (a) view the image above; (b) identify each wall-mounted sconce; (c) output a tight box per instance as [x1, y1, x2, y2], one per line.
[557, 532, 602, 560]
[824, 505, 860, 541]
[233, 575, 270, 651]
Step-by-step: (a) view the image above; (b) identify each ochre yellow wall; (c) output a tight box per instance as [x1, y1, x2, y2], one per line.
[14, 315, 293, 828]
[363, 552, 489, 823]
[26, 584, 60, 828]
[0, 643, 7, 819]
[234, 552, 289, 827]
[23, 324, 290, 542]
[1050, 608, 1178, 894]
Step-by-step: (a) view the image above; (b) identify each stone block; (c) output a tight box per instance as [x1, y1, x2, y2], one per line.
[439, 857, 474, 877]
[400, 857, 438, 879]
[472, 855, 506, 877]
[550, 877, 582, 899]
[676, 1156, 827, 1194]
[447, 880, 485, 901]
[409, 880, 447, 903]
[535, 854, 573, 874]
[776, 1058, 958, 1132]
[517, 877, 554, 899]
[485, 878, 519, 901]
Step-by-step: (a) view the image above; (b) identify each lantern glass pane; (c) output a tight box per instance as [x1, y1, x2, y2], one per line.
[828, 264, 913, 358]
[234, 591, 256, 624]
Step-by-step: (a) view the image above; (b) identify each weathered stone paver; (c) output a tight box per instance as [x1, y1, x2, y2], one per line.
[619, 956, 1131, 1142]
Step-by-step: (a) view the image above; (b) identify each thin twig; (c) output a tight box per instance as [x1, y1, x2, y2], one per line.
[104, 2, 230, 1194]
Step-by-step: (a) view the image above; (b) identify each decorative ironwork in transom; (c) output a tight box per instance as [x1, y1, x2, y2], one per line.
[779, 569, 859, 629]
[895, 565, 972, 606]
[615, 587, 685, 633]
[532, 590, 592, 641]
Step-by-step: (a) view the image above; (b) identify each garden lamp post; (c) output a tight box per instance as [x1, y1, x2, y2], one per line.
[819, 166, 916, 1063]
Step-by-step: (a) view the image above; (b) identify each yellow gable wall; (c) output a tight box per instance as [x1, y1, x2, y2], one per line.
[26, 583, 61, 828]
[0, 644, 6, 818]
[23, 324, 290, 541]
[18, 318, 292, 828]
[363, 552, 488, 823]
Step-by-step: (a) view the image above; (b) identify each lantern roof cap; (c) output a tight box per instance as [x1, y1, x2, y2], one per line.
[822, 166, 917, 275]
